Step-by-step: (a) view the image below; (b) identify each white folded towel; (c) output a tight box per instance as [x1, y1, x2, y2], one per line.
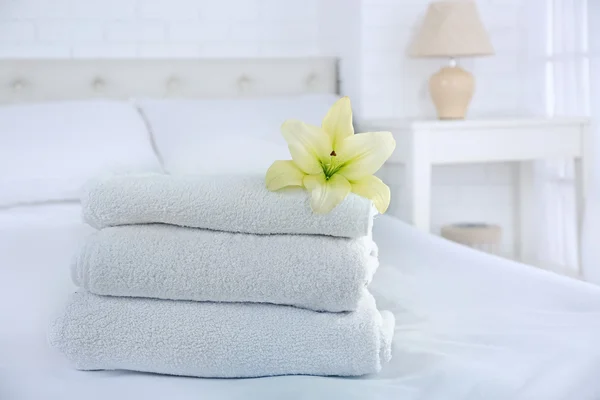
[81, 174, 375, 238]
[72, 224, 378, 312]
[49, 291, 395, 378]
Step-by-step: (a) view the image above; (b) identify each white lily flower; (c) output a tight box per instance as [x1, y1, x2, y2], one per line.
[266, 97, 396, 214]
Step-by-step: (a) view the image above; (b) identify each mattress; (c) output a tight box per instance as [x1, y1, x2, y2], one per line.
[2, 204, 600, 400]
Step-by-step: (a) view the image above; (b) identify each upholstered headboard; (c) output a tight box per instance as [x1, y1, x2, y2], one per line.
[0, 58, 338, 103]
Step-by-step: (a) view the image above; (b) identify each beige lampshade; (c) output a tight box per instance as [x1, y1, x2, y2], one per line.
[410, 0, 494, 57]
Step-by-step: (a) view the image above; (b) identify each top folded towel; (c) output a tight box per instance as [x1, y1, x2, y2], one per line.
[82, 174, 375, 238]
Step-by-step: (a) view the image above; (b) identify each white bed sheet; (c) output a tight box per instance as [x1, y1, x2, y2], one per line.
[1, 205, 600, 400]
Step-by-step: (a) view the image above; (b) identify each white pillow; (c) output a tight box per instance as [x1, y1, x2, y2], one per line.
[0, 100, 162, 207]
[137, 94, 339, 174]
[163, 135, 291, 176]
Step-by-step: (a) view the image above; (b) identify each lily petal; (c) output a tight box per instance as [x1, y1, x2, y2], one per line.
[303, 173, 351, 214]
[281, 119, 331, 175]
[322, 96, 354, 149]
[350, 175, 391, 214]
[265, 160, 305, 191]
[336, 131, 396, 181]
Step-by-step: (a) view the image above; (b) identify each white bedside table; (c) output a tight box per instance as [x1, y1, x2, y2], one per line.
[359, 118, 591, 263]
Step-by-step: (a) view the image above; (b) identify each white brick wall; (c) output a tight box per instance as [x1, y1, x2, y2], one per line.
[0, 0, 530, 256]
[0, 0, 322, 57]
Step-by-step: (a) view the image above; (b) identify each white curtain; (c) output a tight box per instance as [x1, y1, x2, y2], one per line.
[581, 0, 600, 283]
[524, 0, 589, 277]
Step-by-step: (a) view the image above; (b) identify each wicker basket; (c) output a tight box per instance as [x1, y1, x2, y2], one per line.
[441, 223, 502, 255]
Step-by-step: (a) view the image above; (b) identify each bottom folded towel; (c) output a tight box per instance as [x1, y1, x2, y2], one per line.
[49, 291, 395, 378]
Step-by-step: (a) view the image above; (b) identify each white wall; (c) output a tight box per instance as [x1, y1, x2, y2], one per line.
[0, 0, 324, 58]
[0, 0, 533, 257]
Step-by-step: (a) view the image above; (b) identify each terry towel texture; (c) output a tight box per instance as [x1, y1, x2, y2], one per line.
[73, 224, 379, 312]
[81, 174, 375, 238]
[49, 291, 395, 378]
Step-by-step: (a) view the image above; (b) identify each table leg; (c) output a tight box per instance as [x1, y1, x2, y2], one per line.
[575, 157, 585, 274]
[517, 161, 536, 265]
[575, 123, 591, 277]
[406, 134, 431, 231]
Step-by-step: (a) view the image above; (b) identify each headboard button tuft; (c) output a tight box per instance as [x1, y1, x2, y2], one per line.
[93, 78, 105, 91]
[237, 75, 252, 92]
[306, 73, 318, 89]
[167, 77, 181, 91]
[11, 80, 24, 91]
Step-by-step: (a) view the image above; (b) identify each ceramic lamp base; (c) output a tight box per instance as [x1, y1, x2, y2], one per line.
[429, 65, 474, 120]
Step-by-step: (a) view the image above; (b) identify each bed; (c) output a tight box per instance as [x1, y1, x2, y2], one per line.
[1, 58, 600, 400]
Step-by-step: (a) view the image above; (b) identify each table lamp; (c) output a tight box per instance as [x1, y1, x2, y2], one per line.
[410, 0, 494, 119]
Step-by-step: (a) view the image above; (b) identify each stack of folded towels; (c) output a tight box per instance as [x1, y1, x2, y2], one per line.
[49, 174, 394, 378]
